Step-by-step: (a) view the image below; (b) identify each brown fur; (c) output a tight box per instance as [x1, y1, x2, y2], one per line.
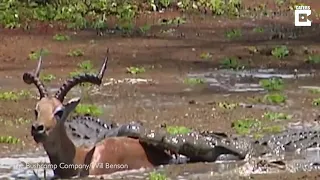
[33, 98, 172, 178]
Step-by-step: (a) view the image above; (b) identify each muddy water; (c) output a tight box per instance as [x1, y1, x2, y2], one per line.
[188, 69, 314, 92]
[1, 69, 320, 179]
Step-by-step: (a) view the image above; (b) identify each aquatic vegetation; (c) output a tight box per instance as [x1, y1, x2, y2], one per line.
[0, 90, 31, 101]
[312, 98, 320, 106]
[253, 27, 264, 33]
[231, 118, 260, 135]
[28, 49, 49, 61]
[219, 57, 243, 70]
[69, 60, 95, 77]
[259, 78, 284, 91]
[149, 171, 167, 180]
[263, 93, 286, 104]
[306, 54, 320, 64]
[0, 136, 20, 144]
[271, 46, 289, 59]
[184, 78, 205, 85]
[75, 104, 103, 117]
[225, 29, 242, 39]
[263, 112, 292, 121]
[67, 49, 84, 57]
[199, 52, 212, 60]
[40, 74, 56, 83]
[166, 126, 191, 135]
[218, 102, 238, 110]
[126, 66, 146, 75]
[53, 34, 70, 41]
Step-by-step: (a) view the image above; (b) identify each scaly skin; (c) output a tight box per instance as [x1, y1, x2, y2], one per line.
[64, 116, 320, 165]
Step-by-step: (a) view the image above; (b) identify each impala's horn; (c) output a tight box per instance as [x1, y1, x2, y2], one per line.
[54, 49, 109, 102]
[22, 49, 48, 99]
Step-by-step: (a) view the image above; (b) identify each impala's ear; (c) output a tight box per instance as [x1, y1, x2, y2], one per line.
[60, 97, 81, 121]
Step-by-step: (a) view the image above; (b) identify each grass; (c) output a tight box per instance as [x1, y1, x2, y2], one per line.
[271, 46, 289, 59]
[312, 98, 320, 106]
[75, 104, 103, 117]
[126, 66, 146, 74]
[0, 136, 20, 144]
[231, 118, 261, 135]
[246, 46, 258, 54]
[259, 78, 284, 91]
[67, 49, 84, 57]
[69, 60, 95, 77]
[225, 29, 242, 39]
[306, 54, 320, 64]
[199, 52, 212, 60]
[218, 102, 238, 110]
[166, 126, 191, 135]
[0, 117, 31, 126]
[219, 57, 243, 70]
[263, 93, 286, 104]
[184, 78, 205, 85]
[253, 27, 264, 33]
[149, 171, 167, 180]
[262, 112, 292, 121]
[309, 88, 320, 94]
[40, 74, 56, 82]
[53, 34, 70, 41]
[232, 116, 284, 136]
[0, 90, 31, 101]
[28, 49, 49, 61]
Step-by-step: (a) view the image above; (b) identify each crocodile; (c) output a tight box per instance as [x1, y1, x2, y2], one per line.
[63, 114, 320, 167]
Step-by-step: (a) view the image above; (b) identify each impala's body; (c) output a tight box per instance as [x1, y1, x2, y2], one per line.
[24, 50, 172, 178]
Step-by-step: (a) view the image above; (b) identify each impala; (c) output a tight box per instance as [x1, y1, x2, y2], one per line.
[23, 50, 172, 178]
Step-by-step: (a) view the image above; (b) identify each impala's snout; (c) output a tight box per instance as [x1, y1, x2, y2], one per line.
[31, 122, 46, 143]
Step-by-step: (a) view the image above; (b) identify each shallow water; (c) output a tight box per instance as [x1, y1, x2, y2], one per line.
[188, 69, 314, 92]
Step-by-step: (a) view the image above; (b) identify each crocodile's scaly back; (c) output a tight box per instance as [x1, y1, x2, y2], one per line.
[64, 115, 119, 147]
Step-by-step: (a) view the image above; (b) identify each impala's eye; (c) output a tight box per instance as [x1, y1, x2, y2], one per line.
[34, 110, 38, 117]
[54, 110, 64, 120]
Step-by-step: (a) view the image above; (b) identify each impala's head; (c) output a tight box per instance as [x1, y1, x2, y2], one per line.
[23, 49, 109, 144]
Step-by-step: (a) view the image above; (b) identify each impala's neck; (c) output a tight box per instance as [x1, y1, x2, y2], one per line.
[43, 124, 89, 178]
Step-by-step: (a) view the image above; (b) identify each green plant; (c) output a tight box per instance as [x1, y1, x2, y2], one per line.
[271, 46, 289, 59]
[247, 46, 258, 54]
[126, 66, 145, 74]
[262, 112, 292, 121]
[225, 29, 241, 39]
[218, 102, 238, 109]
[0, 90, 31, 101]
[28, 49, 49, 61]
[40, 74, 56, 82]
[263, 93, 286, 104]
[0, 136, 20, 144]
[312, 98, 320, 106]
[139, 24, 151, 34]
[67, 49, 84, 57]
[159, 0, 172, 8]
[158, 17, 186, 26]
[259, 78, 284, 91]
[166, 126, 191, 135]
[53, 34, 70, 41]
[75, 104, 102, 117]
[184, 78, 205, 85]
[253, 27, 264, 33]
[69, 60, 96, 77]
[231, 118, 260, 135]
[149, 171, 167, 180]
[219, 57, 243, 70]
[199, 52, 212, 60]
[306, 54, 320, 64]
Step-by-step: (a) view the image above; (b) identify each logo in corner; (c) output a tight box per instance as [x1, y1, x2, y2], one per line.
[294, 5, 312, 27]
